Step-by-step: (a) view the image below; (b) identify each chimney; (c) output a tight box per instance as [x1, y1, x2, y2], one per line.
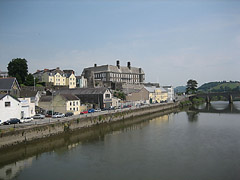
[116, 60, 120, 69]
[94, 64, 97, 67]
[56, 67, 60, 70]
[127, 62, 131, 69]
[139, 68, 142, 73]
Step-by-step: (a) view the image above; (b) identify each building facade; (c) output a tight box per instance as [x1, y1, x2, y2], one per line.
[0, 94, 21, 123]
[76, 76, 88, 88]
[33, 68, 76, 88]
[82, 61, 145, 89]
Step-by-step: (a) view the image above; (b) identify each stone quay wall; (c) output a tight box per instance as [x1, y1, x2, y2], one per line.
[0, 102, 180, 149]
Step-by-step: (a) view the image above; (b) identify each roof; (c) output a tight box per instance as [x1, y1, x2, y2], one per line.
[0, 77, 20, 91]
[61, 94, 79, 101]
[83, 64, 144, 74]
[39, 95, 52, 102]
[20, 90, 38, 98]
[144, 86, 167, 93]
[144, 86, 156, 93]
[0, 93, 20, 102]
[56, 87, 109, 95]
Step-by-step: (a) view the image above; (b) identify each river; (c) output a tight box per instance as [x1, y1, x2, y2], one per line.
[0, 101, 240, 180]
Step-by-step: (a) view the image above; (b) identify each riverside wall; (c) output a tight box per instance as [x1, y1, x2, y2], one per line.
[0, 102, 180, 149]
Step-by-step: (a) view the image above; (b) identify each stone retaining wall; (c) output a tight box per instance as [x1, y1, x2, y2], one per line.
[0, 102, 179, 149]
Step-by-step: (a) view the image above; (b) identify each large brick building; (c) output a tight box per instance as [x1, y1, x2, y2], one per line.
[81, 61, 145, 89]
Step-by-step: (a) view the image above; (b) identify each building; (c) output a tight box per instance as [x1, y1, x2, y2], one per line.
[0, 70, 8, 78]
[81, 61, 145, 89]
[63, 70, 76, 89]
[144, 86, 168, 103]
[56, 87, 112, 109]
[19, 97, 35, 118]
[76, 76, 88, 88]
[163, 86, 175, 102]
[0, 77, 21, 97]
[20, 90, 41, 106]
[125, 88, 149, 103]
[39, 94, 81, 115]
[0, 94, 21, 123]
[33, 68, 76, 88]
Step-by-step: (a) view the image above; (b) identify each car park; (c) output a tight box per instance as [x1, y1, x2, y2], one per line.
[3, 118, 21, 125]
[21, 117, 33, 123]
[52, 112, 65, 118]
[32, 114, 45, 119]
[65, 112, 74, 117]
[88, 109, 95, 113]
[80, 111, 88, 114]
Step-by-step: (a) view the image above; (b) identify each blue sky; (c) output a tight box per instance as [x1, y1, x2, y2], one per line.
[0, 0, 240, 87]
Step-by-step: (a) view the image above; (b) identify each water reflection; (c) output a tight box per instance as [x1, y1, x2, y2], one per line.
[189, 101, 240, 114]
[0, 157, 33, 180]
[0, 109, 177, 180]
[186, 111, 199, 122]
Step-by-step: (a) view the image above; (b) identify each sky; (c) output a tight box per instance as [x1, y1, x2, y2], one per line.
[0, 0, 240, 87]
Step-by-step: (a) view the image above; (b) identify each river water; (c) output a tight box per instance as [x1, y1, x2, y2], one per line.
[0, 101, 240, 180]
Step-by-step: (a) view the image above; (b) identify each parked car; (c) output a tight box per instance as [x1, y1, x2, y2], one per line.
[65, 112, 74, 117]
[52, 112, 65, 118]
[88, 109, 95, 113]
[94, 108, 101, 112]
[3, 118, 21, 125]
[80, 111, 88, 114]
[21, 117, 33, 123]
[32, 114, 45, 119]
[0, 120, 3, 126]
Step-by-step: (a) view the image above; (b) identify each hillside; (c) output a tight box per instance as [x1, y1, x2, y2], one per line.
[198, 81, 240, 93]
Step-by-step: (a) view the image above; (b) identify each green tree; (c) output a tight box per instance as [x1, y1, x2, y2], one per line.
[7, 58, 28, 84]
[186, 79, 198, 94]
[24, 73, 34, 86]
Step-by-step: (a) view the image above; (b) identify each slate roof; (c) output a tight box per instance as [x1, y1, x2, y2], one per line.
[84, 65, 144, 74]
[0, 77, 20, 91]
[61, 94, 79, 101]
[20, 90, 38, 98]
[39, 95, 52, 102]
[0, 93, 20, 102]
[56, 87, 109, 95]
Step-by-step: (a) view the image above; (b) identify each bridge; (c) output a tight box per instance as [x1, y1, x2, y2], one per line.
[189, 91, 240, 104]
[189, 103, 240, 114]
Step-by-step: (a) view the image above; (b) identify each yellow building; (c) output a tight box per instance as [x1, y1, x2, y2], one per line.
[64, 70, 76, 89]
[39, 94, 81, 115]
[34, 68, 76, 88]
[144, 86, 168, 103]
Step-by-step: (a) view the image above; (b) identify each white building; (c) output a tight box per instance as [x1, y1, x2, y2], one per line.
[163, 86, 175, 102]
[19, 98, 36, 118]
[0, 94, 21, 123]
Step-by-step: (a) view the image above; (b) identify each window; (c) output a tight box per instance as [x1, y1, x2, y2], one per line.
[76, 102, 78, 105]
[5, 102, 11, 107]
[70, 102, 72, 106]
[105, 94, 110, 98]
[70, 108, 72, 110]
[73, 108, 75, 111]
[73, 102, 75, 106]
[77, 107, 78, 111]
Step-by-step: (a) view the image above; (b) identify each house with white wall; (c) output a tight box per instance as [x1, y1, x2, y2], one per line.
[0, 94, 21, 123]
[19, 97, 35, 118]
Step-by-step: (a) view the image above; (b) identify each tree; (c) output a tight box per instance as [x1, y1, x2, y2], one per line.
[186, 79, 198, 94]
[24, 73, 34, 86]
[7, 58, 28, 84]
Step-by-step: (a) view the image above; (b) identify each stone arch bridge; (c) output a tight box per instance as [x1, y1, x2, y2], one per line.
[189, 91, 240, 104]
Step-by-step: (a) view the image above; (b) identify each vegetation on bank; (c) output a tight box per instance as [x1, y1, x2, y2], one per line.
[180, 97, 205, 107]
[198, 81, 240, 93]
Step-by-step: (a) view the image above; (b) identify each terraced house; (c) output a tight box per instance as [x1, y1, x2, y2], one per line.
[33, 67, 76, 89]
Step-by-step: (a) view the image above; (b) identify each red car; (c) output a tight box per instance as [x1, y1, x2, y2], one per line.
[80, 111, 88, 114]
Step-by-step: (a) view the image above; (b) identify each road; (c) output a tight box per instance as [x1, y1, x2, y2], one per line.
[0, 102, 169, 130]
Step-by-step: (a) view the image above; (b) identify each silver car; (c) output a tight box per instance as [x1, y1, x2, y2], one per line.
[32, 114, 45, 119]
